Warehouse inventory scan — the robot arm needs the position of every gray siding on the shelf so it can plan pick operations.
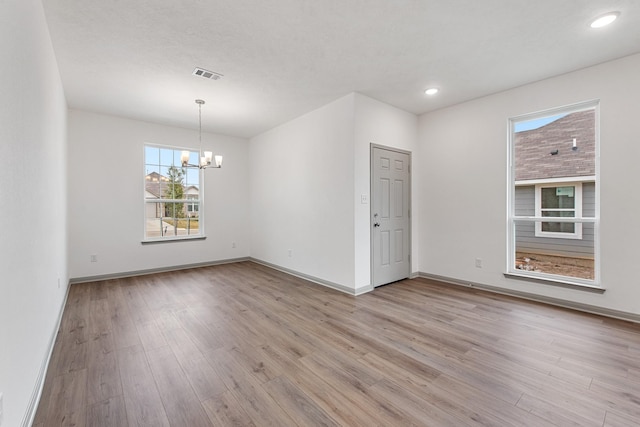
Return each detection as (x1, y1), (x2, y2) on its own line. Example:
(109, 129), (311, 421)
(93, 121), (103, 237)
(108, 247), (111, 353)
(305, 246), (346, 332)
(515, 185), (535, 216)
(583, 182), (595, 217)
(514, 183), (595, 258)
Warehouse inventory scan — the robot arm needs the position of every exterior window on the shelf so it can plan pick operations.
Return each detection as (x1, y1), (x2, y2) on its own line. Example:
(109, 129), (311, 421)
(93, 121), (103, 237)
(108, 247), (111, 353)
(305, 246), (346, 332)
(186, 194), (199, 216)
(144, 145), (202, 241)
(508, 101), (599, 286)
(535, 183), (582, 239)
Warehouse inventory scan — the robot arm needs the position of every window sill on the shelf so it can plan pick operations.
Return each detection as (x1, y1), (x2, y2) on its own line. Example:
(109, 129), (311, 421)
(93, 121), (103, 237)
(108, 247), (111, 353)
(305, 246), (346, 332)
(504, 272), (605, 293)
(141, 236), (206, 245)
(533, 232), (583, 240)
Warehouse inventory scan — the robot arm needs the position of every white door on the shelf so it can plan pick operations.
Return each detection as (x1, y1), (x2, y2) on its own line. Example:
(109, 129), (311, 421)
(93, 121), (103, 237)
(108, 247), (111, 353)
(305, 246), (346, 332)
(371, 146), (411, 287)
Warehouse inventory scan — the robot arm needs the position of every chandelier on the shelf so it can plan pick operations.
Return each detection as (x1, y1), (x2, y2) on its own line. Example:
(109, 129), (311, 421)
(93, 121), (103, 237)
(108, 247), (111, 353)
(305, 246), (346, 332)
(181, 99), (222, 169)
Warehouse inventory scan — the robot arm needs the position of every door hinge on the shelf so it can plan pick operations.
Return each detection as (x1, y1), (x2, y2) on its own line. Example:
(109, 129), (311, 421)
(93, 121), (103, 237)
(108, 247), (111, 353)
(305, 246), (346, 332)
(408, 254), (411, 263)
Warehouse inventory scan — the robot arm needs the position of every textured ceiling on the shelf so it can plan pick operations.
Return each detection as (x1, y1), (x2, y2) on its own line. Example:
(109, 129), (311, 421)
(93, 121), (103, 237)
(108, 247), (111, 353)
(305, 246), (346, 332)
(42, 0), (640, 138)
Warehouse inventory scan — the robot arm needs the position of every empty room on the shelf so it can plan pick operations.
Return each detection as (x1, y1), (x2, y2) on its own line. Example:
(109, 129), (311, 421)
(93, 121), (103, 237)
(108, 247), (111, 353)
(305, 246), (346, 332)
(3, 0), (640, 426)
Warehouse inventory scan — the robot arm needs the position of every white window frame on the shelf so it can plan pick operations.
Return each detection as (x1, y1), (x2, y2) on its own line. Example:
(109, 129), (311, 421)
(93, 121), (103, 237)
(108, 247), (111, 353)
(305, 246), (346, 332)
(507, 100), (600, 288)
(143, 144), (205, 243)
(534, 182), (582, 239)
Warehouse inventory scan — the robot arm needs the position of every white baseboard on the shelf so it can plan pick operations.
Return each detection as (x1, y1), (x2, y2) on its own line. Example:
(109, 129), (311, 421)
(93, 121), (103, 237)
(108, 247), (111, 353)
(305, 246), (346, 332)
(22, 281), (72, 427)
(70, 256), (368, 296)
(69, 257), (251, 284)
(249, 258), (369, 296)
(418, 271), (640, 324)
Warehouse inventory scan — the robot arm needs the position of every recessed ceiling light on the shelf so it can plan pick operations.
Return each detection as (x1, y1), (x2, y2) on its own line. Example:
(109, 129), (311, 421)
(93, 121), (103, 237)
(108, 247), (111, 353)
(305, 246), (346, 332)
(590, 12), (620, 28)
(424, 88), (439, 96)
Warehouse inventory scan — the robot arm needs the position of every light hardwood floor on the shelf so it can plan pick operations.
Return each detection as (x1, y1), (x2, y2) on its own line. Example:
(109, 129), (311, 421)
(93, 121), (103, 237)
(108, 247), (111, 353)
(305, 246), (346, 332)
(33, 261), (640, 426)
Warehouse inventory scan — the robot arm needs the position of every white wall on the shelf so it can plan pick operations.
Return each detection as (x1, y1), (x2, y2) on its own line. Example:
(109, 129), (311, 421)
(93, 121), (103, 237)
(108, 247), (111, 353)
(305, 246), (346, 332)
(0, 1), (68, 426)
(418, 53), (640, 315)
(67, 110), (250, 279)
(249, 94), (357, 290)
(249, 93), (418, 293)
(353, 94), (418, 290)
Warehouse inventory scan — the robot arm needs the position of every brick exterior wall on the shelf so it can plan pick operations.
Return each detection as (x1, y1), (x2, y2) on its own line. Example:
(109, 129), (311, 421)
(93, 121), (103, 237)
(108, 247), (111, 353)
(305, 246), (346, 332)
(515, 110), (595, 181)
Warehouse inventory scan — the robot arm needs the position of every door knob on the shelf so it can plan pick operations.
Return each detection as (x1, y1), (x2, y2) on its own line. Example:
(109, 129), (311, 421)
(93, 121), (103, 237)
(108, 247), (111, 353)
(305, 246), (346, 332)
(374, 222), (380, 227)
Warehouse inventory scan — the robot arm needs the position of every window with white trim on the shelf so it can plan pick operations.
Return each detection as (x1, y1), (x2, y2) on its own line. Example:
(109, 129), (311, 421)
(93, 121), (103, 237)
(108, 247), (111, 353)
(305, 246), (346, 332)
(535, 183), (582, 239)
(508, 101), (599, 286)
(144, 145), (203, 241)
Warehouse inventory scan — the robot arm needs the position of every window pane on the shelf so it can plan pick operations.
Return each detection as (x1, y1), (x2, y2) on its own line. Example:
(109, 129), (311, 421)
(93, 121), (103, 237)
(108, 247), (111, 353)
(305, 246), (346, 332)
(541, 211), (575, 218)
(162, 216), (199, 236)
(184, 185), (199, 199)
(514, 221), (594, 280)
(541, 187), (575, 209)
(166, 201), (185, 218)
(541, 210), (575, 232)
(185, 217), (199, 233)
(159, 148), (174, 166)
(145, 164), (160, 176)
(157, 181), (168, 198)
(185, 168), (199, 186)
(145, 146), (159, 164)
(185, 151), (198, 166)
(144, 202), (165, 238)
(159, 165), (171, 178)
(541, 221), (575, 233)
(173, 150), (184, 166)
(514, 110), (595, 181)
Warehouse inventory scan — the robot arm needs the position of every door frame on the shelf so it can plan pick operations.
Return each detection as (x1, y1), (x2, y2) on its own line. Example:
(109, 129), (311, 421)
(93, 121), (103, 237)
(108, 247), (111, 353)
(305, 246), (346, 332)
(370, 143), (412, 287)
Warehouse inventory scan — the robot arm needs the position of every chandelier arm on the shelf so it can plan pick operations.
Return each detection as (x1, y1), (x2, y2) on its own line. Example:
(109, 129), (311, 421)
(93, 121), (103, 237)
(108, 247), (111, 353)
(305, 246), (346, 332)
(181, 99), (222, 169)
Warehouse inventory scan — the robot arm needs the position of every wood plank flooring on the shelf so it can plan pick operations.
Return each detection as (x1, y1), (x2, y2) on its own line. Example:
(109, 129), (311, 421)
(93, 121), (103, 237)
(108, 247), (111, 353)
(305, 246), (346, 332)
(33, 261), (640, 426)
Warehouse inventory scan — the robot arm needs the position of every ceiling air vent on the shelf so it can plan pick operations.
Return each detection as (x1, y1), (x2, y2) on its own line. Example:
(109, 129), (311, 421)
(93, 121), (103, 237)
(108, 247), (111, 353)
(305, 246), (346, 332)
(192, 67), (223, 80)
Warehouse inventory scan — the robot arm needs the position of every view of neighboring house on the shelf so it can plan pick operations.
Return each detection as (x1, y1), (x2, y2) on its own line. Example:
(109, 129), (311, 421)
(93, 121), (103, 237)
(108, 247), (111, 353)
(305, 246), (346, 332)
(144, 171), (199, 219)
(514, 110), (596, 278)
(144, 171), (169, 218)
(185, 185), (200, 218)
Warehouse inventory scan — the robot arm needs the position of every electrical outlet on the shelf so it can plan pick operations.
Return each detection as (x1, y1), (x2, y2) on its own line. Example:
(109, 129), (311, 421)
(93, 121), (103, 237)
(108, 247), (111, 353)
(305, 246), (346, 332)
(475, 258), (482, 268)
(232, 242), (236, 248)
(90, 254), (98, 262)
(288, 249), (293, 258)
